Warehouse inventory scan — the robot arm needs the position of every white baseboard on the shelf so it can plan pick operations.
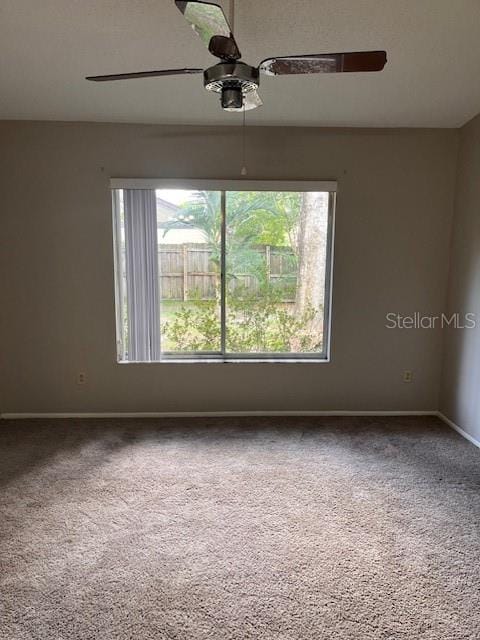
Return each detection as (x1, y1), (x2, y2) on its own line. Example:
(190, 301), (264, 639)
(0, 410), (437, 420)
(436, 411), (480, 449)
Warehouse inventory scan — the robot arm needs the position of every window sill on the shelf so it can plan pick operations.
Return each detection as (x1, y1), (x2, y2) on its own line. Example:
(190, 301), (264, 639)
(117, 357), (330, 364)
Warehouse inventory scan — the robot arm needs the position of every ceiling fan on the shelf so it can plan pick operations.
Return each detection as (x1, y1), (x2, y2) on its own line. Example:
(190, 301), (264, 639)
(86, 0), (387, 112)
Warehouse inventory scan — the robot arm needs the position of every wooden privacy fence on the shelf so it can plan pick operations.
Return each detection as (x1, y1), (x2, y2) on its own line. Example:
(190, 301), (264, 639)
(159, 243), (297, 301)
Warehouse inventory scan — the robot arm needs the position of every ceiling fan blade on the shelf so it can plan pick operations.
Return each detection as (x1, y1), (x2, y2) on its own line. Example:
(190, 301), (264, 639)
(259, 51), (387, 76)
(86, 68), (203, 82)
(175, 0), (241, 60)
(244, 88), (263, 111)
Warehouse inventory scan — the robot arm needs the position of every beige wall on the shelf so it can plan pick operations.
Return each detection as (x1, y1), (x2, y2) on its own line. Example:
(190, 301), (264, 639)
(440, 113), (480, 441)
(0, 121), (457, 414)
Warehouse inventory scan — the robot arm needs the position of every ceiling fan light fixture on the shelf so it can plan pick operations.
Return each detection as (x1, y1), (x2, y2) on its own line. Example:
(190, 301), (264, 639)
(221, 86), (243, 110)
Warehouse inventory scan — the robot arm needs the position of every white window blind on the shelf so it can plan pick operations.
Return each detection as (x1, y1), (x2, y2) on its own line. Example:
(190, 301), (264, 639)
(122, 189), (161, 361)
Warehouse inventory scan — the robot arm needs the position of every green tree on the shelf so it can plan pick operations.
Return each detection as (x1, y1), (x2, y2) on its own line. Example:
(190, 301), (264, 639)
(163, 190), (301, 285)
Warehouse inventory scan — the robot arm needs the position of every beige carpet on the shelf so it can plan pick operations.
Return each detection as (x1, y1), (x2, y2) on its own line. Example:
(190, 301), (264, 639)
(1, 416), (479, 639)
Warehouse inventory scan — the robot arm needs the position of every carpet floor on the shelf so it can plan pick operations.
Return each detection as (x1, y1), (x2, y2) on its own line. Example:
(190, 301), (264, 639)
(1, 416), (479, 639)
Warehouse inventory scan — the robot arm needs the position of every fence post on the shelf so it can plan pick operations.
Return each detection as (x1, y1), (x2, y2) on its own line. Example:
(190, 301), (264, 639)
(183, 244), (188, 301)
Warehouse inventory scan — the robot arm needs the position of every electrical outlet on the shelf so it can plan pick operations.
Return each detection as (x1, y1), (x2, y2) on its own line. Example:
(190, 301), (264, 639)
(403, 370), (413, 383)
(77, 372), (87, 385)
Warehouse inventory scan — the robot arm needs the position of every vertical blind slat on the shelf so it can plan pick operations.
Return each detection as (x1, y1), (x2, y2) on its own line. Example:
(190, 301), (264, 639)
(124, 190), (160, 361)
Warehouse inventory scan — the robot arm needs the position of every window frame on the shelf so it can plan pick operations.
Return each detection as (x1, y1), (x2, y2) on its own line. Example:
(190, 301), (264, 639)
(111, 179), (336, 363)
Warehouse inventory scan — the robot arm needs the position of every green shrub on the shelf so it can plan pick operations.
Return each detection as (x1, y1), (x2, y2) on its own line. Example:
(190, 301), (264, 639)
(164, 287), (321, 353)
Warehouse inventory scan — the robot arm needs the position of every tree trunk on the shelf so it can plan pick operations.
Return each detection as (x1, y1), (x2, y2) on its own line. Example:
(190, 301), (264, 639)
(294, 192), (329, 347)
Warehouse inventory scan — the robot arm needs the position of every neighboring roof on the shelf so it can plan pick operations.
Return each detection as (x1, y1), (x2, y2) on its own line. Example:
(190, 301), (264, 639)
(158, 227), (206, 245)
(156, 197), (179, 224)
(156, 197), (179, 213)
(159, 220), (194, 230)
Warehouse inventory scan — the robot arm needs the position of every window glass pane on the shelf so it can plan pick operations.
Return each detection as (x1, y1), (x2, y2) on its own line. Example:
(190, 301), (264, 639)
(225, 191), (330, 354)
(157, 189), (222, 354)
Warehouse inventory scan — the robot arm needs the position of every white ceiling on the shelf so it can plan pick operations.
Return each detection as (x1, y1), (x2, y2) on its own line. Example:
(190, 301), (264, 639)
(1, 0), (480, 128)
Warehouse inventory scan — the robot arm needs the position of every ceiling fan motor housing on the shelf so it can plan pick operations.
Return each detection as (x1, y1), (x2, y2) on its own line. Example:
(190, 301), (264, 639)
(204, 62), (259, 111)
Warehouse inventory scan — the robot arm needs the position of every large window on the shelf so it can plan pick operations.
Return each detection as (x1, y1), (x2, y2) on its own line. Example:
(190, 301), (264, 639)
(112, 180), (335, 362)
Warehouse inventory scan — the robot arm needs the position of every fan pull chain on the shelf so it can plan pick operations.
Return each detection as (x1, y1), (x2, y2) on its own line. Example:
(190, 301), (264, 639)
(241, 105), (247, 176)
